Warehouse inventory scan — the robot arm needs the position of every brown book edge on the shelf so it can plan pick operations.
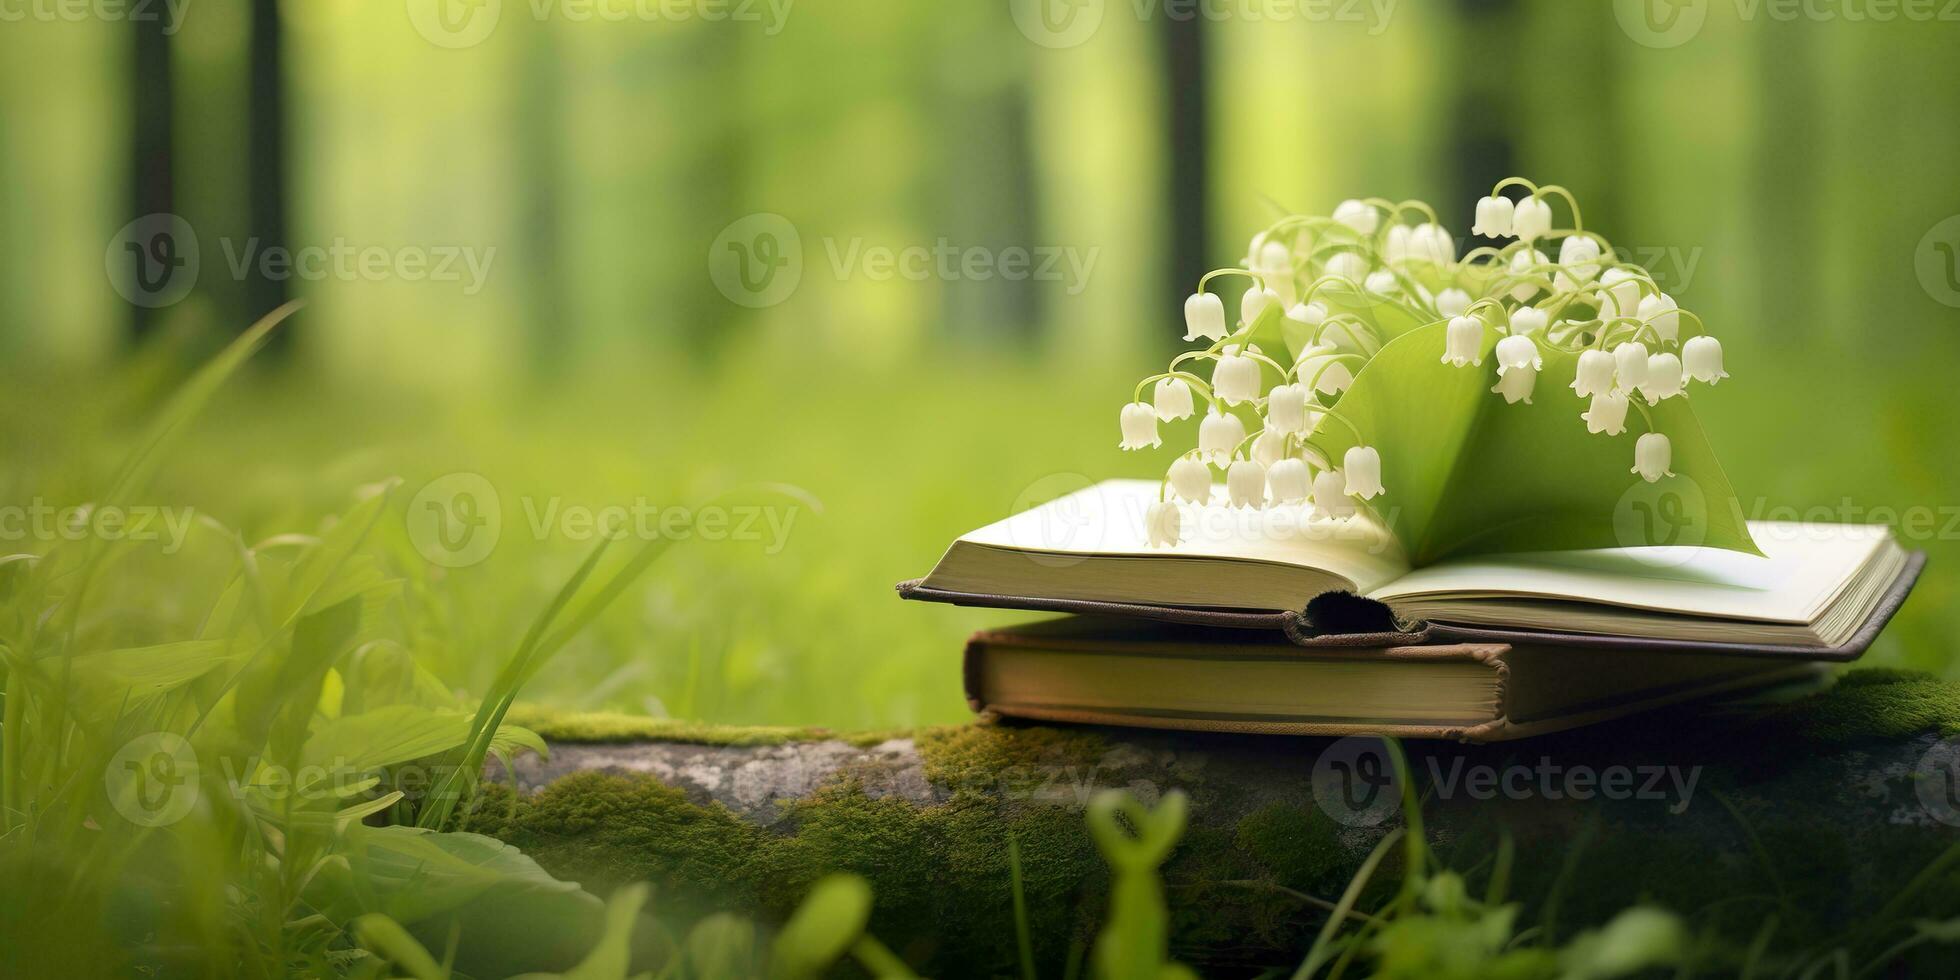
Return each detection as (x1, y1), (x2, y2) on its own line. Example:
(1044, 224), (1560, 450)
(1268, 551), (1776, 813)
(961, 631), (1821, 743)
(910, 548), (1925, 662)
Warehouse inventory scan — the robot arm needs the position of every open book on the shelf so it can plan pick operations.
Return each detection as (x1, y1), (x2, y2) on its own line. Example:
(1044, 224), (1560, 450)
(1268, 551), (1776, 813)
(904, 480), (1922, 657)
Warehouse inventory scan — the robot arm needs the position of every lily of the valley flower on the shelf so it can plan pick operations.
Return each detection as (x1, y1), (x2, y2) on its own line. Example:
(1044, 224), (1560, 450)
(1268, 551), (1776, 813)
(1241, 284), (1281, 326)
(1364, 271), (1398, 295)
(1442, 315), (1484, 367)
(1473, 195), (1515, 238)
(1495, 334), (1542, 375)
(1296, 346), (1355, 396)
(1512, 196), (1554, 241)
(1212, 349), (1261, 405)
(1253, 239), (1291, 280)
(1324, 251), (1369, 284)
(1384, 224), (1411, 265)
(1145, 500), (1182, 547)
(1683, 336), (1728, 384)
(1312, 469), (1357, 521)
(1285, 301), (1327, 327)
(1491, 365), (1537, 404)
(1509, 305), (1549, 336)
(1613, 341), (1649, 391)
(1168, 456), (1212, 503)
(1572, 348), (1617, 398)
(1333, 199), (1379, 235)
(1632, 432), (1674, 483)
(1344, 446), (1385, 499)
(1198, 409), (1246, 464)
(1153, 377), (1195, 421)
(1266, 383), (1309, 433)
(1583, 389), (1630, 435)
(1227, 459), (1267, 508)
(1267, 458), (1312, 503)
(1436, 288), (1472, 317)
(1640, 352), (1685, 401)
(1119, 402), (1160, 449)
(1556, 235), (1602, 289)
(1408, 223), (1456, 265)
(1251, 429), (1287, 468)
(1507, 247), (1549, 302)
(1184, 292), (1227, 342)
(1596, 268), (1646, 321)
(1638, 292), (1681, 343)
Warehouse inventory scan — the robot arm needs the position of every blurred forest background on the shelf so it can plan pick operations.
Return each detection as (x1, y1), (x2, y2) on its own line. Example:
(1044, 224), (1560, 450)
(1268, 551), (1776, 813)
(2, 0), (1958, 728)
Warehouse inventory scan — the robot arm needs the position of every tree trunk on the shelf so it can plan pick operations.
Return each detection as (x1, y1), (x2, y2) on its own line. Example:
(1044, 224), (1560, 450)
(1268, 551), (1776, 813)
(472, 671), (1960, 977)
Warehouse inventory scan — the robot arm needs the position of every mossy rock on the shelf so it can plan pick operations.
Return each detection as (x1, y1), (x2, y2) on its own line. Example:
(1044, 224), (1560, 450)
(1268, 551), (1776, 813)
(465, 669), (1960, 975)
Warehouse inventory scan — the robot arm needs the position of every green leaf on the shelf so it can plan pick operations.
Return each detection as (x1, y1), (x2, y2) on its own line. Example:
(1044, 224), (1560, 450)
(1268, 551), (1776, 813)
(509, 883), (653, 980)
(351, 913), (449, 980)
(770, 874), (874, 980)
(1306, 319), (1759, 564)
(686, 914), (759, 980)
(1555, 906), (1686, 980)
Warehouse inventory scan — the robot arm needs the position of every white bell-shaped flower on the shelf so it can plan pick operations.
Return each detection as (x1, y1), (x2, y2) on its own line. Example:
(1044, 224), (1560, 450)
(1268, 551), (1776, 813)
(1632, 432), (1674, 483)
(1227, 459), (1267, 508)
(1640, 352), (1685, 402)
(1285, 301), (1327, 327)
(1212, 350), (1261, 406)
(1436, 288), (1472, 317)
(1495, 334), (1542, 375)
(1242, 231), (1268, 269)
(1507, 247), (1549, 302)
(1556, 235), (1602, 289)
(1596, 268), (1646, 322)
(1323, 251), (1368, 284)
(1364, 270), (1398, 295)
(1638, 292), (1681, 344)
(1119, 402), (1160, 450)
(1442, 315), (1484, 367)
(1311, 469), (1357, 521)
(1153, 377), (1195, 421)
(1168, 456), (1212, 503)
(1409, 223), (1456, 265)
(1145, 499), (1182, 547)
(1613, 341), (1649, 391)
(1266, 383), (1309, 433)
(1254, 239), (1291, 280)
(1384, 224), (1411, 265)
(1333, 199), (1379, 236)
(1512, 197), (1554, 242)
(1251, 429), (1287, 468)
(1241, 284), (1280, 326)
(1583, 389), (1630, 435)
(1267, 458), (1312, 504)
(1491, 364), (1537, 404)
(1343, 445), (1385, 499)
(1572, 348), (1616, 398)
(1473, 195), (1516, 238)
(1296, 346), (1355, 396)
(1198, 409), (1246, 464)
(1683, 336), (1728, 384)
(1508, 305), (1548, 336)
(1183, 292), (1227, 342)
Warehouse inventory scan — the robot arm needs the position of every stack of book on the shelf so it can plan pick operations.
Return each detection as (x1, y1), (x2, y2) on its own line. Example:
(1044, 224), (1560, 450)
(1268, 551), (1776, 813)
(901, 480), (1923, 742)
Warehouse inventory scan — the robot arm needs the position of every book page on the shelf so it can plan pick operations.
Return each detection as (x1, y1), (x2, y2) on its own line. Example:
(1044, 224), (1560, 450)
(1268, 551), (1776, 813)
(958, 479), (1411, 594)
(1367, 522), (1890, 624)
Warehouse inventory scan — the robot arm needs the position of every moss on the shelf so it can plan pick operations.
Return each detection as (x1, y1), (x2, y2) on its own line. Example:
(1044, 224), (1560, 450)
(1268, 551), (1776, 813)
(914, 719), (1110, 791)
(1751, 669), (1960, 744)
(1233, 804), (1346, 893)
(503, 703), (905, 747)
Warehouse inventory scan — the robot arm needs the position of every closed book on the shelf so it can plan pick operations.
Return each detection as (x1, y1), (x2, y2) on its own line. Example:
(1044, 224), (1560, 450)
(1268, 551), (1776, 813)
(962, 618), (1826, 742)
